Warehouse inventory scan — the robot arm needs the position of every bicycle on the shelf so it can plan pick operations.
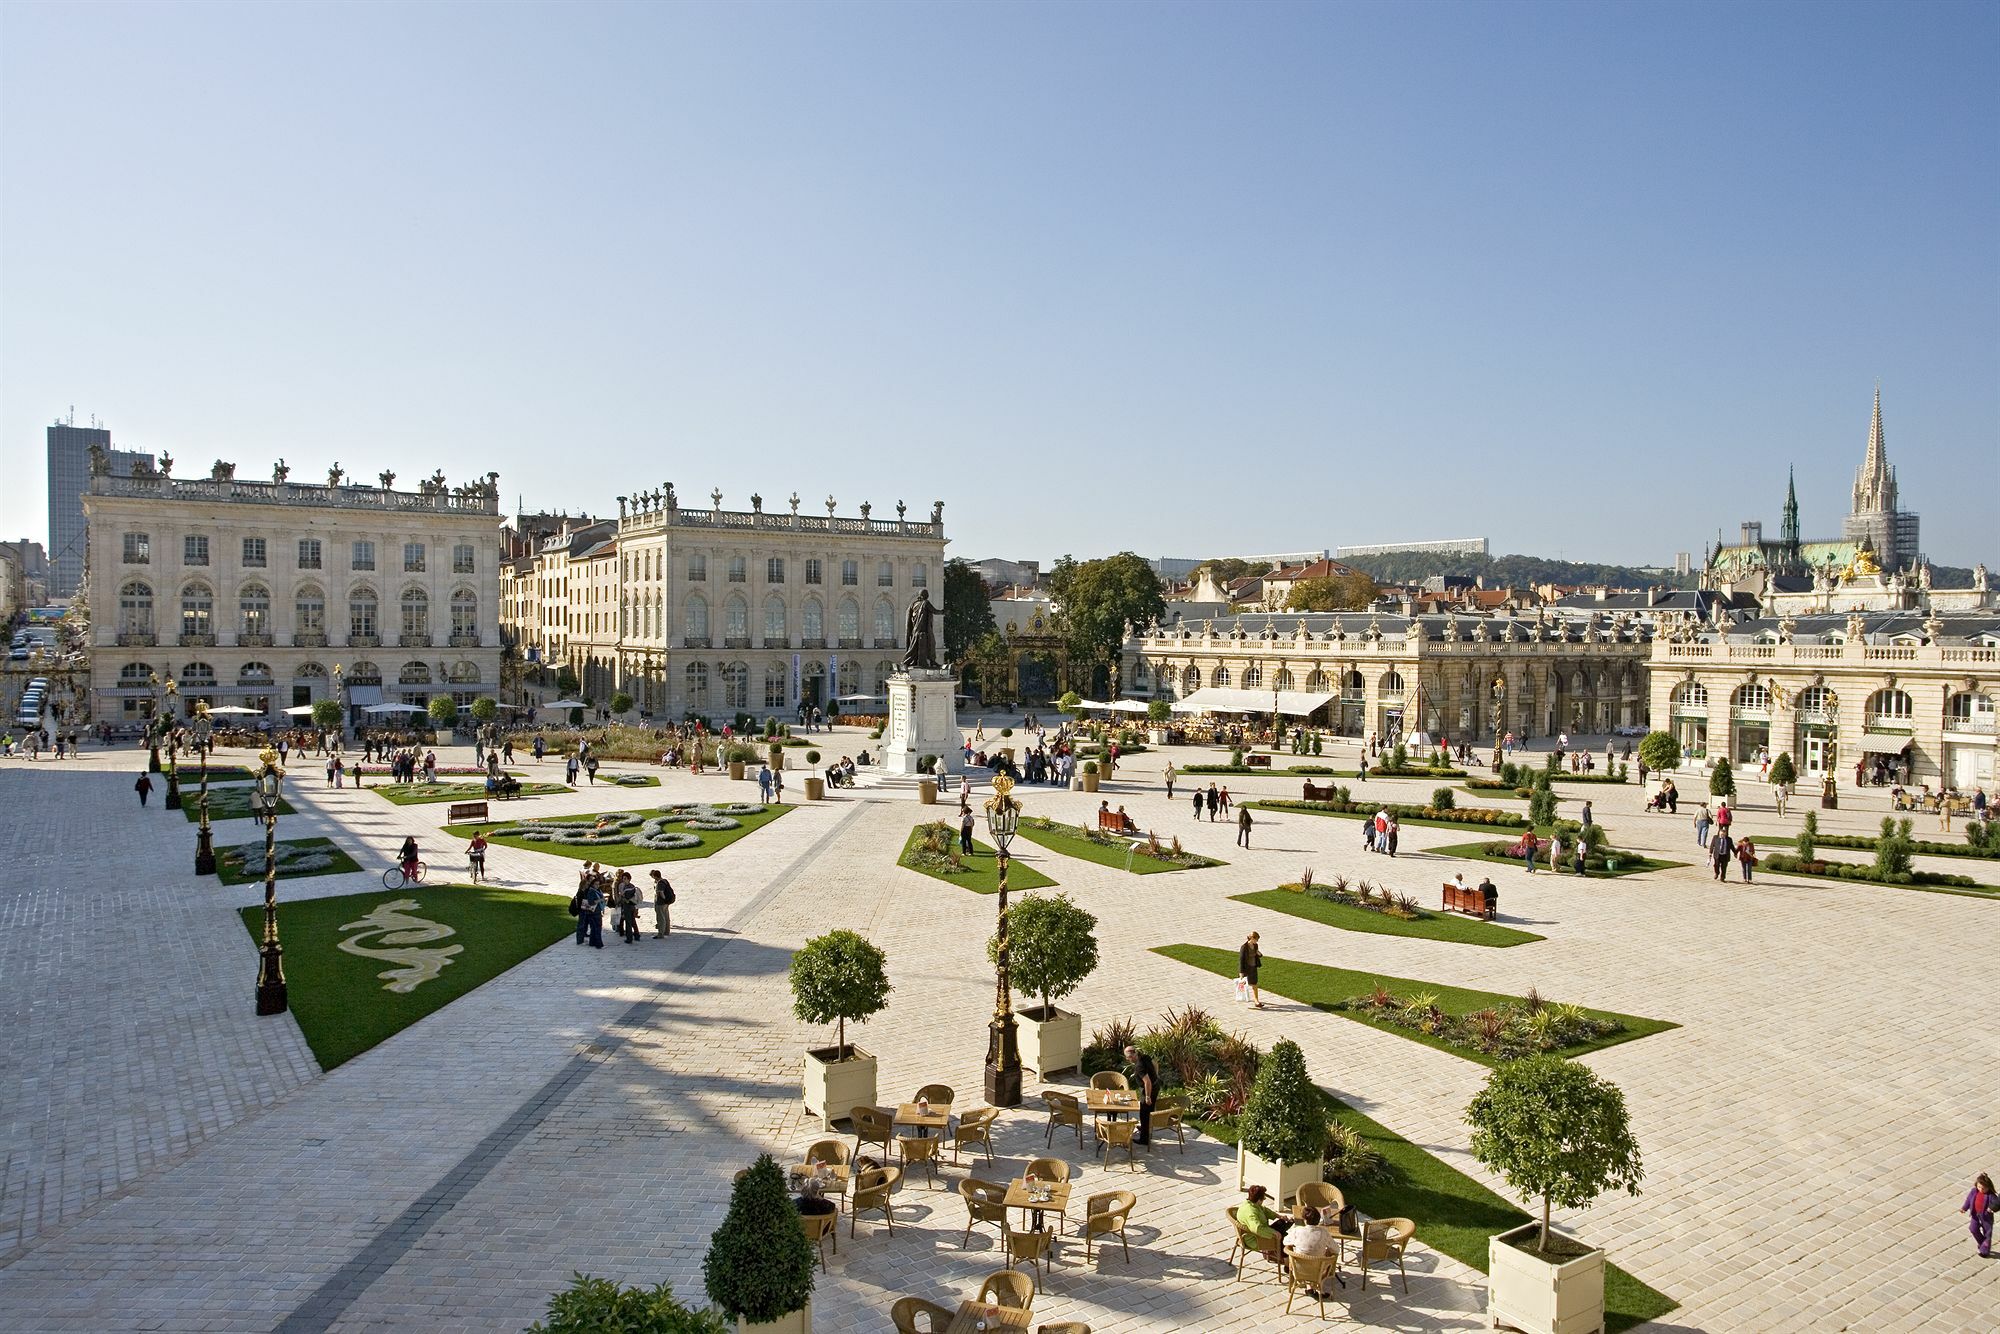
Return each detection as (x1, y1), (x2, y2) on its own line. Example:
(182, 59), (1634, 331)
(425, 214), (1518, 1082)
(383, 860), (428, 889)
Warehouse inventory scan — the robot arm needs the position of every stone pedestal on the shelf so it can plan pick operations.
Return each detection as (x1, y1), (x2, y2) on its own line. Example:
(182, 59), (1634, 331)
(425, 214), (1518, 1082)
(882, 669), (964, 775)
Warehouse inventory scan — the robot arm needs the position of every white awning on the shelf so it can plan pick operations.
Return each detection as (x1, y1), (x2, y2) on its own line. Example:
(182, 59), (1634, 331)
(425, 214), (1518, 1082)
(1171, 688), (1335, 717)
(1858, 733), (1913, 754)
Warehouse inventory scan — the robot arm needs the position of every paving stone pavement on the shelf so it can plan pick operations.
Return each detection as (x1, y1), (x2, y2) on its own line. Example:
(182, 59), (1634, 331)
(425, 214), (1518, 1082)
(0, 733), (1997, 1333)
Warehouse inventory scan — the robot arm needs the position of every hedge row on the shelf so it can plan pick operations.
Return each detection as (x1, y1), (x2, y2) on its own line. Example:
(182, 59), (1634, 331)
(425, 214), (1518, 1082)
(1761, 853), (1984, 889)
(1812, 833), (1999, 861)
(1257, 798), (1528, 829)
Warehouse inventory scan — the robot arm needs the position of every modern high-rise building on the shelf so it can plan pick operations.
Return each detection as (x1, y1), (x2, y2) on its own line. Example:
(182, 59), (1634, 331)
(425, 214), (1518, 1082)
(45, 421), (153, 599)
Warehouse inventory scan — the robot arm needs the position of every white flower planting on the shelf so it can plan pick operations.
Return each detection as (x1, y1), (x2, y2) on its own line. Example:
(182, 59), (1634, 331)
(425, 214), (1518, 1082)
(490, 802), (766, 850)
(225, 841), (338, 875)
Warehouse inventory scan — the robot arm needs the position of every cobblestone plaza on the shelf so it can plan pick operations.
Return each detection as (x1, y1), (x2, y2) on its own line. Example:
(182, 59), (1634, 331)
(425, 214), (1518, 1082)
(1, 732), (1996, 1332)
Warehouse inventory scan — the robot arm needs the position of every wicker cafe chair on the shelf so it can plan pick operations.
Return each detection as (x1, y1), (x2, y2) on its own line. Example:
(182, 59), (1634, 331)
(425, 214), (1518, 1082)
(1094, 1116), (1139, 1170)
(1081, 1190), (1135, 1263)
(851, 1105), (895, 1160)
(1285, 1251), (1341, 1318)
(889, 1295), (955, 1333)
(1024, 1156), (1072, 1183)
(1358, 1216), (1416, 1292)
(798, 1207), (837, 1270)
(896, 1132), (942, 1188)
(849, 1164), (904, 1236)
(913, 1083), (956, 1106)
(977, 1267), (1037, 1311)
(1037, 1324), (1093, 1334)
(1149, 1095), (1188, 1151)
(1041, 1091), (1085, 1149)
(1089, 1070), (1129, 1091)
(1003, 1221), (1056, 1291)
(950, 1106), (999, 1163)
(1225, 1207), (1278, 1279)
(959, 1178), (1010, 1249)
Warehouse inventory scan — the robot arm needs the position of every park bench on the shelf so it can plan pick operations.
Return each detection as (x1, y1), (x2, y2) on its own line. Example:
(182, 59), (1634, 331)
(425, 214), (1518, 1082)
(1302, 781), (1342, 802)
(446, 801), (490, 825)
(1097, 808), (1142, 835)
(1245, 753), (1272, 768)
(1441, 881), (1497, 920)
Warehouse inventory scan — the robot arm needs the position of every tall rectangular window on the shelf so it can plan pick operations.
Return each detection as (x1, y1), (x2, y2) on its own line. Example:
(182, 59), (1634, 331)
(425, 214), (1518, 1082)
(687, 554), (707, 582)
(453, 543), (475, 574)
(351, 540), (375, 571)
(241, 537), (267, 568)
(766, 556), (785, 583)
(403, 542), (426, 572)
(727, 556), (747, 583)
(123, 532), (150, 564)
(877, 559), (894, 586)
(911, 564), (927, 588)
(841, 560), (858, 586)
(805, 558), (822, 585)
(183, 535), (210, 566)
(298, 538), (323, 570)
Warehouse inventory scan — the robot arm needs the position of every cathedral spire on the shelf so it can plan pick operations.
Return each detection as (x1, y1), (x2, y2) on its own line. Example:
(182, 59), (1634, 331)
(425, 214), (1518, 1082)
(1852, 385), (1896, 515)
(1781, 465), (1800, 550)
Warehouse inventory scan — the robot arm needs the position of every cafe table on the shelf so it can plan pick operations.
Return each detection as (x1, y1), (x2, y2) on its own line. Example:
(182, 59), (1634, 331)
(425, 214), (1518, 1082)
(785, 1161), (850, 1195)
(1086, 1087), (1141, 1117)
(894, 1102), (952, 1138)
(1003, 1176), (1072, 1233)
(944, 1298), (1033, 1332)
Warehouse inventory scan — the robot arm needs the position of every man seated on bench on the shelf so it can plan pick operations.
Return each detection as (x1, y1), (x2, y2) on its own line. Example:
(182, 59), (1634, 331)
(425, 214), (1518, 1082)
(484, 771), (522, 799)
(1478, 874), (1498, 918)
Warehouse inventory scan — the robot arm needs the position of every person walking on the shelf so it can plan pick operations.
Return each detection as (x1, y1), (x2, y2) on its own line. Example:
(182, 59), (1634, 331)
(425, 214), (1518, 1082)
(1716, 800), (1732, 837)
(615, 872), (641, 943)
(1773, 780), (1789, 817)
(1218, 786), (1232, 815)
(1695, 805), (1712, 849)
(1238, 932), (1264, 1009)
(757, 763), (773, 802)
(1735, 836), (1757, 883)
(1124, 1042), (1160, 1147)
(772, 769), (784, 804)
(576, 872), (605, 948)
(1386, 816), (1400, 858)
(467, 832), (488, 884)
(1236, 805), (1253, 848)
(585, 753), (600, 785)
(1164, 762), (1176, 800)
(649, 870), (675, 938)
(1579, 800), (1593, 829)
(1709, 829), (1734, 881)
(1963, 1172), (1996, 1258)
(1192, 788), (1203, 821)
(1205, 784), (1220, 822)
(134, 773), (153, 807)
(565, 753), (579, 786)
(960, 807), (976, 857)
(1521, 830), (1539, 873)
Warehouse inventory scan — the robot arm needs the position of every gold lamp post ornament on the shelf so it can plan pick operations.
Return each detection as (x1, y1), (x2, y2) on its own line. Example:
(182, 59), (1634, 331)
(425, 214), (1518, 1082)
(192, 701), (216, 875)
(161, 678), (183, 809)
(1491, 674), (1507, 772)
(250, 746), (289, 1016)
(982, 774), (1024, 1107)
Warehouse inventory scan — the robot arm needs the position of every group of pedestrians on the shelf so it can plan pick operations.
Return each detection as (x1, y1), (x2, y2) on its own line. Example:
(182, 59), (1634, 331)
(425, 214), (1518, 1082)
(568, 863), (677, 947)
(1191, 782), (1232, 821)
(1694, 802), (1758, 882)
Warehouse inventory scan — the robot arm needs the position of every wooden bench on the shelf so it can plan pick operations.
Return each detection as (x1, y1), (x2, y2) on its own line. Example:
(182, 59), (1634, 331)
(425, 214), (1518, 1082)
(1302, 781), (1342, 802)
(1245, 753), (1272, 768)
(1097, 809), (1142, 836)
(446, 801), (490, 824)
(1442, 881), (1497, 919)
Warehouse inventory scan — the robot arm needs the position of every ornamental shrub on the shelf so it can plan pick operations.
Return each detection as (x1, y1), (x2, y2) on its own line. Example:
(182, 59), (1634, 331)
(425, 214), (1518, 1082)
(789, 930), (890, 1058)
(1238, 1038), (1326, 1166)
(1873, 816), (1915, 880)
(1000, 726), (1014, 737)
(1082, 759), (1099, 775)
(1796, 810), (1818, 861)
(468, 697), (498, 724)
(805, 750), (821, 767)
(310, 698), (343, 731)
(427, 694), (458, 729)
(990, 893), (1099, 1017)
(1230, 748), (1245, 766)
(1769, 751), (1796, 788)
(1709, 758), (1736, 798)
(1637, 730), (1681, 774)
(528, 1274), (725, 1334)
(1528, 774), (1558, 827)
(610, 692), (634, 716)
(1466, 1054), (1643, 1252)
(703, 1154), (814, 1325)
(1389, 743), (1408, 771)
(1148, 699), (1172, 723)
(1431, 787), (1457, 810)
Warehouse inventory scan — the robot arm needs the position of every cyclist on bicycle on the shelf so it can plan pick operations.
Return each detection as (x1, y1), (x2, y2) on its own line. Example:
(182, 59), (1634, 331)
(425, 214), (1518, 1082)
(398, 836), (420, 883)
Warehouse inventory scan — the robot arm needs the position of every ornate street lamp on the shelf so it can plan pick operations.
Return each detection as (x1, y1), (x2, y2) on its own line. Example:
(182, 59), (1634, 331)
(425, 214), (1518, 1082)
(982, 775), (1025, 1107)
(192, 702), (216, 874)
(146, 672), (164, 772)
(162, 678), (183, 809)
(1491, 675), (1507, 772)
(249, 748), (289, 1016)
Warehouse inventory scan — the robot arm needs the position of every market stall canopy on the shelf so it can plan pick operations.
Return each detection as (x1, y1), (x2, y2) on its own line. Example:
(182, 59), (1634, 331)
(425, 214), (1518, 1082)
(1107, 699), (1153, 714)
(201, 705), (263, 716)
(1170, 688), (1335, 717)
(282, 705), (317, 717)
(1857, 733), (1913, 754)
(363, 702), (429, 715)
(543, 699), (589, 709)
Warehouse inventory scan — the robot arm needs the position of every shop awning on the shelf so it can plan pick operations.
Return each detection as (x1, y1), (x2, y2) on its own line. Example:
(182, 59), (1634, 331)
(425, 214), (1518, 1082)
(1858, 733), (1913, 754)
(1170, 688), (1335, 717)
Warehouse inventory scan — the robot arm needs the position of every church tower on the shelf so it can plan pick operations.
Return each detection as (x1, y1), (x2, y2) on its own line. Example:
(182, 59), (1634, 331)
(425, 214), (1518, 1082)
(1781, 465), (1801, 554)
(1842, 386), (1919, 571)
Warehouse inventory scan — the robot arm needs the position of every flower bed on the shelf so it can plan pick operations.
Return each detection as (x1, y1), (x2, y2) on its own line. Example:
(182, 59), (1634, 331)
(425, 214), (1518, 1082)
(447, 802), (790, 864)
(1015, 817), (1222, 873)
(180, 786), (298, 822)
(1347, 984), (1622, 1060)
(1251, 798), (1527, 829)
(1178, 763), (1350, 776)
(214, 836), (363, 886)
(373, 780), (571, 806)
(897, 822), (1058, 893)
(1236, 878), (1543, 946)
(1366, 764), (1471, 779)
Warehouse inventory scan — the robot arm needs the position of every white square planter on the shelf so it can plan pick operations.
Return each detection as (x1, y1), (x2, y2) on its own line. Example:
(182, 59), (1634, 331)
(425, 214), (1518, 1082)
(1236, 1143), (1321, 1208)
(1016, 1006), (1081, 1078)
(803, 1046), (877, 1131)
(1487, 1222), (1606, 1334)
(739, 1299), (810, 1334)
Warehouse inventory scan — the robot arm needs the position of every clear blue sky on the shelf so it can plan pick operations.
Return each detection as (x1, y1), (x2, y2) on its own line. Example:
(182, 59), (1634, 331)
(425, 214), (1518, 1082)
(3, 0), (1994, 569)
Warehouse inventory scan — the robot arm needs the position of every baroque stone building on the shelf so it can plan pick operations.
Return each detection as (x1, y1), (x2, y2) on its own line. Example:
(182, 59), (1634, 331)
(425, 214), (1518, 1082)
(80, 460), (502, 724)
(499, 488), (947, 721)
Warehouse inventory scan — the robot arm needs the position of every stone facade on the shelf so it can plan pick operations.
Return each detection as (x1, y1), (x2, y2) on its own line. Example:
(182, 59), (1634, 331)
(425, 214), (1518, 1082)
(80, 467), (502, 725)
(1649, 608), (1999, 789)
(500, 489), (947, 721)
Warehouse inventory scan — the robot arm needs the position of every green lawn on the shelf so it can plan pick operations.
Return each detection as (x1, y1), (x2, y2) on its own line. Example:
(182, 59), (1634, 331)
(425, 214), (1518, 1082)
(1154, 944), (1676, 1066)
(173, 762), (258, 783)
(442, 802), (792, 865)
(896, 825), (1058, 894)
(1194, 1095), (1675, 1332)
(1014, 818), (1225, 874)
(1232, 888), (1543, 946)
(372, 779), (572, 805)
(214, 836), (364, 887)
(239, 884), (572, 1070)
(180, 786), (298, 821)
(1427, 841), (1689, 879)
(1246, 800), (1527, 834)
(593, 773), (663, 789)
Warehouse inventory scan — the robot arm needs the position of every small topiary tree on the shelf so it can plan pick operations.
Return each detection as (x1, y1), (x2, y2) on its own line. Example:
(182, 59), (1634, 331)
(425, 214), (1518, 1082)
(554, 665), (580, 697)
(1431, 787), (1457, 810)
(1239, 1038), (1326, 1166)
(1389, 743), (1408, 771)
(1873, 816), (1916, 880)
(989, 892), (1100, 1019)
(528, 1274), (726, 1334)
(1000, 726), (1013, 738)
(1147, 699), (1172, 724)
(1465, 1054), (1644, 1253)
(427, 694), (458, 730)
(703, 1153), (814, 1327)
(1058, 690), (1083, 718)
(310, 698), (343, 732)
(610, 692), (634, 717)
(1081, 759), (1099, 775)
(1769, 751), (1796, 788)
(1544, 747), (1562, 773)
(1708, 757), (1736, 799)
(1796, 810), (1819, 861)
(789, 930), (890, 1060)
(1528, 772), (1558, 826)
(1637, 730), (1680, 774)
(468, 696), (498, 724)
(805, 749), (821, 771)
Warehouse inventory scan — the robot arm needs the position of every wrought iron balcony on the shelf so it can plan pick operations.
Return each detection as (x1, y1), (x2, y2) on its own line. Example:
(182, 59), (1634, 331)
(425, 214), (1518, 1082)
(447, 632), (481, 647)
(115, 630), (157, 647)
(872, 637), (899, 649)
(683, 636), (710, 649)
(293, 632), (329, 648)
(399, 633), (434, 648)
(838, 637), (862, 649)
(724, 636), (752, 650)
(238, 632), (274, 648)
(178, 632), (217, 648)
(799, 638), (826, 650)
(763, 637), (790, 650)
(348, 633), (382, 648)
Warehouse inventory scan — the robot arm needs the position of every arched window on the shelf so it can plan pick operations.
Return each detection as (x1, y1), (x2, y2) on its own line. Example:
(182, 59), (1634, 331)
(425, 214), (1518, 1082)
(1867, 688), (1913, 725)
(448, 661), (480, 684)
(119, 579), (154, 635)
(1948, 692), (1994, 729)
(764, 662), (788, 708)
(399, 662), (432, 685)
(684, 662), (710, 709)
(1733, 682), (1771, 712)
(180, 662), (217, 687)
(838, 660), (859, 695)
(1275, 668), (1294, 690)
(1305, 668), (1329, 692)
(400, 586), (429, 640)
(1182, 664), (1201, 694)
(1674, 682), (1709, 708)
(238, 583), (271, 638)
(295, 584), (325, 636)
(1797, 685), (1833, 717)
(349, 587), (379, 640)
(721, 661), (749, 710)
(874, 598), (895, 645)
(346, 660), (382, 686)
(119, 663), (150, 686)
(238, 661), (274, 685)
(295, 662), (327, 681)
(1242, 664), (1263, 687)
(1379, 671), (1405, 701)
(179, 581), (214, 639)
(838, 598), (860, 644)
(764, 595), (787, 643)
(684, 594), (709, 643)
(1341, 670), (1365, 698)
(724, 594), (749, 643)
(1213, 666), (1231, 687)
(450, 588), (477, 639)
(802, 598), (824, 642)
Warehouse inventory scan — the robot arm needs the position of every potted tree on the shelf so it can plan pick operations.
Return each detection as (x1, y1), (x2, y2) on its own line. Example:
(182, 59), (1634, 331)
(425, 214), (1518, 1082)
(802, 750), (824, 801)
(790, 929), (890, 1130)
(990, 893), (1098, 1077)
(1466, 1054), (1644, 1334)
(1708, 756), (1736, 801)
(1768, 751), (1796, 806)
(704, 1154), (815, 1333)
(1147, 698), (1172, 746)
(427, 693), (458, 740)
(1079, 759), (1100, 793)
(1235, 1038), (1325, 1205)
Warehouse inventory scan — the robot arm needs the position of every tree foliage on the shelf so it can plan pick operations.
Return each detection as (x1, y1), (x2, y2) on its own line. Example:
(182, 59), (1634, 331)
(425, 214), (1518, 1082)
(789, 929), (891, 1056)
(427, 694), (458, 728)
(1238, 1038), (1326, 1165)
(1465, 1054), (1644, 1251)
(1636, 730), (1680, 774)
(1284, 573), (1380, 611)
(989, 893), (1099, 1015)
(610, 692), (635, 716)
(943, 559), (997, 664)
(1768, 751), (1796, 787)
(1193, 557), (1265, 585)
(528, 1273), (726, 1334)
(310, 698), (344, 731)
(703, 1154), (814, 1322)
(1047, 552), (1165, 672)
(554, 665), (581, 696)
(1708, 758), (1735, 798)
(1338, 549), (1694, 591)
(468, 697), (498, 724)
(1795, 810), (1819, 861)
